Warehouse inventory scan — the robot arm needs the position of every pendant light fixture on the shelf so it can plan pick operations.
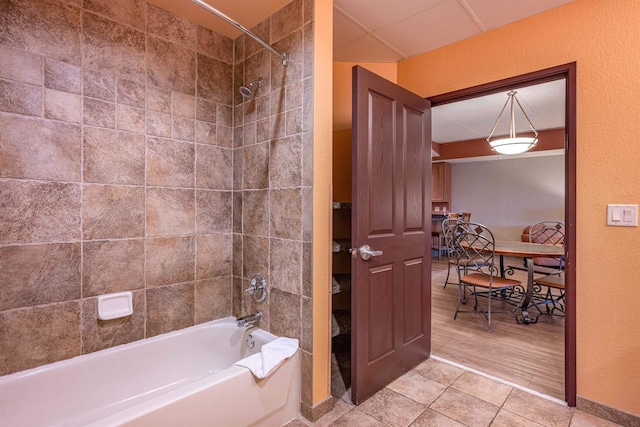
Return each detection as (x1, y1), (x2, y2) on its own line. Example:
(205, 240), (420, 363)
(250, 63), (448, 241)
(486, 90), (538, 155)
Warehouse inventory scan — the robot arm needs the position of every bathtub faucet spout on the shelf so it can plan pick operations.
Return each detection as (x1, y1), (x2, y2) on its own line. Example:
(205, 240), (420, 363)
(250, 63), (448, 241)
(236, 311), (262, 328)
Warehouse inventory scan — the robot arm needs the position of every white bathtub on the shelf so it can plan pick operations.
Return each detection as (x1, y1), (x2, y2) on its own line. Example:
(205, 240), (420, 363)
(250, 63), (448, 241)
(0, 317), (301, 427)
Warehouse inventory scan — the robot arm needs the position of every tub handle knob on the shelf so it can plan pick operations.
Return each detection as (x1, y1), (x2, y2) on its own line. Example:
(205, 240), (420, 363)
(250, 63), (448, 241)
(245, 274), (267, 303)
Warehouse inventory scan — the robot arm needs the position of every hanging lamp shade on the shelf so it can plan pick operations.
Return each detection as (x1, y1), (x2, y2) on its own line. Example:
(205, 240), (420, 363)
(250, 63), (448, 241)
(486, 90), (538, 155)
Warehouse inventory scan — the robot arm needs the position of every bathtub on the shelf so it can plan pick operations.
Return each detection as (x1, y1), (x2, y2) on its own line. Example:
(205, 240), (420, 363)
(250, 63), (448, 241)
(0, 317), (301, 427)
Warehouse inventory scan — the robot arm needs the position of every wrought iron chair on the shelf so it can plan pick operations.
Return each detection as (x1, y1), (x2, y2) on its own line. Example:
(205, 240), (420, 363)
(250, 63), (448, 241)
(442, 216), (462, 289)
(528, 221), (565, 270)
(432, 213), (459, 260)
(528, 221), (566, 314)
(453, 222), (521, 332)
(533, 273), (565, 315)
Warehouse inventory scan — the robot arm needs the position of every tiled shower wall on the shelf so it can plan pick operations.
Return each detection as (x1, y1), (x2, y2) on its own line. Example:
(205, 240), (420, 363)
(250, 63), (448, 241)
(0, 0), (314, 407)
(231, 0), (316, 409)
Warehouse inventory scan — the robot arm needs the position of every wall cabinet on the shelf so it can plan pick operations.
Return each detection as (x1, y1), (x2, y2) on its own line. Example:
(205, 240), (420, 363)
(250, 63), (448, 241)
(432, 162), (452, 212)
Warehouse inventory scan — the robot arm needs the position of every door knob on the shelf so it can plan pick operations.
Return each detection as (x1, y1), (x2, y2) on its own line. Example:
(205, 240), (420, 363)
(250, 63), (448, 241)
(358, 245), (383, 260)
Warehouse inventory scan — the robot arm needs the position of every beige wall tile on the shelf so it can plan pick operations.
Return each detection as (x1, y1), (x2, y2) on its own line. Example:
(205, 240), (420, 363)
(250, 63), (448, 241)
(84, 127), (145, 185)
(218, 125), (233, 148)
(0, 243), (81, 311)
(196, 233), (232, 279)
(81, 290), (145, 354)
(196, 145), (232, 189)
(270, 188), (302, 240)
(146, 282), (194, 337)
(0, 114), (81, 181)
(270, 135), (302, 188)
(147, 86), (171, 113)
(197, 27), (233, 64)
(243, 143), (269, 189)
(245, 20), (270, 60)
(83, 239), (144, 297)
(0, 79), (42, 117)
(270, 238), (301, 294)
(147, 36), (196, 95)
(83, 98), (115, 128)
(146, 137), (195, 188)
(45, 89), (82, 123)
(147, 4), (196, 48)
(195, 121), (217, 145)
(116, 104), (145, 134)
(83, 12), (145, 82)
(196, 190), (232, 234)
(301, 296), (312, 353)
(242, 190), (269, 236)
(233, 234), (243, 277)
(146, 110), (171, 137)
(146, 236), (195, 287)
(286, 108), (303, 136)
(83, 184), (145, 239)
(171, 116), (195, 142)
(117, 78), (145, 108)
(242, 235), (269, 279)
(195, 276), (232, 323)
(271, 30), (303, 90)
(0, 0), (81, 65)
(272, 0), (303, 43)
(0, 181), (81, 244)
(196, 98), (216, 123)
(233, 191), (243, 233)
(0, 46), (42, 85)
(172, 92), (196, 118)
(269, 288), (301, 340)
(83, 69), (115, 101)
(0, 301), (81, 375)
(302, 130), (314, 186)
(146, 188), (195, 236)
(302, 242), (312, 297)
(44, 59), (81, 94)
(196, 54), (233, 104)
(244, 121), (257, 146)
(303, 23), (313, 80)
(84, 0), (146, 31)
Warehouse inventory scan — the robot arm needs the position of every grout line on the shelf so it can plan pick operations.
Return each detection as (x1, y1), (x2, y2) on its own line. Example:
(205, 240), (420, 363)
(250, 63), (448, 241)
(430, 354), (568, 406)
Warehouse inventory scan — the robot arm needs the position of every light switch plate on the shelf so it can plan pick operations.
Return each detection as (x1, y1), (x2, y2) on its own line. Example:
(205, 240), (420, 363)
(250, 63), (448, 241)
(607, 204), (638, 227)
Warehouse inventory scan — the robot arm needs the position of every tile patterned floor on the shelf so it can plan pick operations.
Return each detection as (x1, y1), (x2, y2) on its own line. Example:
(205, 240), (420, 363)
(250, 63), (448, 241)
(284, 359), (621, 427)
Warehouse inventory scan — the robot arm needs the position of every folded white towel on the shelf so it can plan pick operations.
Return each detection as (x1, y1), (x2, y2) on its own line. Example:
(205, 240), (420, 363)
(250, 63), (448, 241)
(233, 337), (299, 379)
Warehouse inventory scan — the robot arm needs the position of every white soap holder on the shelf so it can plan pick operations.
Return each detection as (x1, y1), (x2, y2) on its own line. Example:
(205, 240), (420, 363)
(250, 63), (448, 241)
(97, 291), (133, 320)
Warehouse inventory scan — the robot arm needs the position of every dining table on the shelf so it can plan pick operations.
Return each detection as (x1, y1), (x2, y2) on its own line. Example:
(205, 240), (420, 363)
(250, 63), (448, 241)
(493, 241), (564, 324)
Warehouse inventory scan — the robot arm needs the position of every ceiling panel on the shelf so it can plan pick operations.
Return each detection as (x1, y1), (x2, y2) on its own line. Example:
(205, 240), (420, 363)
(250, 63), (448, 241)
(376, 0), (481, 58)
(333, 9), (368, 48)
(334, 34), (405, 62)
(465, 0), (574, 31)
(334, 0), (446, 31)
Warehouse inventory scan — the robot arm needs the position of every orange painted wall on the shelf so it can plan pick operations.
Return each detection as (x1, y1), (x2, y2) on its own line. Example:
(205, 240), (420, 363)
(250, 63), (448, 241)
(398, 0), (640, 415)
(312, 0), (333, 404)
(332, 62), (397, 202)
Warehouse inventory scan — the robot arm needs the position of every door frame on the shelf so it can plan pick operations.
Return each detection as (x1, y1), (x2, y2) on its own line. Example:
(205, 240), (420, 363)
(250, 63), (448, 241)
(428, 63), (577, 406)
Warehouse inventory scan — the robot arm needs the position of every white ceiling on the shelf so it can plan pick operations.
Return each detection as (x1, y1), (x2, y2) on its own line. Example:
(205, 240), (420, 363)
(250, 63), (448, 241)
(334, 0), (574, 62)
(433, 79), (566, 143)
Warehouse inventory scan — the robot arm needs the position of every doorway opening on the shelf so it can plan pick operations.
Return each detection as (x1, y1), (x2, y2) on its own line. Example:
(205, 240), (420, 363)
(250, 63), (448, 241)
(428, 63), (576, 406)
(329, 63), (576, 407)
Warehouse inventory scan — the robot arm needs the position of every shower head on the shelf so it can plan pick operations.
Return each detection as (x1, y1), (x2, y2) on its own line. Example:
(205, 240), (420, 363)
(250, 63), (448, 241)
(239, 78), (263, 98)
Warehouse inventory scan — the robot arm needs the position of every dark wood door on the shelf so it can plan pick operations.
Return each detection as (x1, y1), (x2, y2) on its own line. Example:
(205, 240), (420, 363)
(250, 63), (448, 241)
(351, 66), (432, 404)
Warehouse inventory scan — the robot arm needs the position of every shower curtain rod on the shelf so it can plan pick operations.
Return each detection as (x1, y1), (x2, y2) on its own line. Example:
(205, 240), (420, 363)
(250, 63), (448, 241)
(190, 0), (290, 67)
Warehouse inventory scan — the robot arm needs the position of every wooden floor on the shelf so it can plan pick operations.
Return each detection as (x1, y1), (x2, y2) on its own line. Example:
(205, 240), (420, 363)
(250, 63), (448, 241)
(431, 257), (565, 401)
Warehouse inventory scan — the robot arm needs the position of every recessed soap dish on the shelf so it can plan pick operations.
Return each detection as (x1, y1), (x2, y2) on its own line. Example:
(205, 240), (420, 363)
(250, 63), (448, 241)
(97, 291), (133, 320)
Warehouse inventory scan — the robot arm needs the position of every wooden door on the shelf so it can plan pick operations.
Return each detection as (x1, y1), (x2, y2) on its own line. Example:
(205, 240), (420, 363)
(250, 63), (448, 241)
(351, 66), (432, 404)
